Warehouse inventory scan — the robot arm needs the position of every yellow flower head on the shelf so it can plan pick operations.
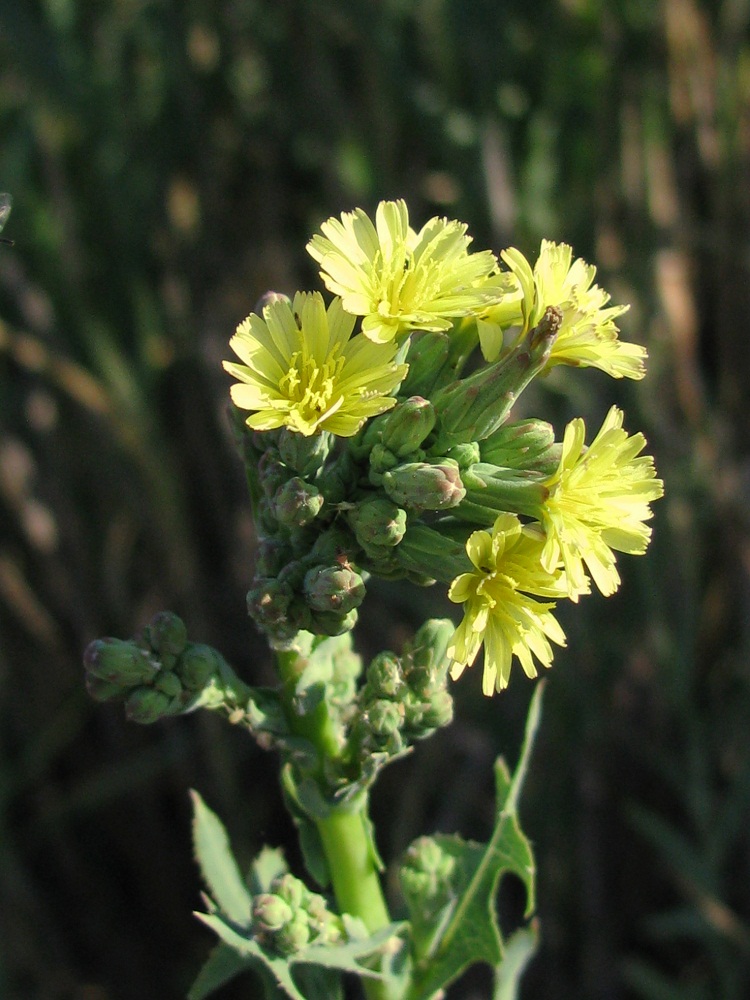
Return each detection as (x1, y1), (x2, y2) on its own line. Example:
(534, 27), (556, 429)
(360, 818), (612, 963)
(447, 513), (568, 695)
(539, 406), (665, 598)
(306, 199), (506, 345)
(223, 291), (408, 437)
(479, 240), (647, 380)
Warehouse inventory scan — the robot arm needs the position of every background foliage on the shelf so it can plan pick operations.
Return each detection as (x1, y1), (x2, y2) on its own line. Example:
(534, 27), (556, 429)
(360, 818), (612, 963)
(1, 1), (749, 997)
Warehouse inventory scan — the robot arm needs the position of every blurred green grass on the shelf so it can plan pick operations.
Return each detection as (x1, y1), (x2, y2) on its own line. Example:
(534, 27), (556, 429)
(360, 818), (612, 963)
(1, 0), (750, 997)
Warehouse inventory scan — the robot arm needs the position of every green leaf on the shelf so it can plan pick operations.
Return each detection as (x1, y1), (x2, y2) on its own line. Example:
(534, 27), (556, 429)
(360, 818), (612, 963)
(492, 924), (539, 1000)
(195, 911), (406, 1000)
(191, 791), (253, 926)
(402, 683), (543, 1000)
(188, 941), (254, 1000)
(281, 765), (331, 887)
(248, 846), (289, 894)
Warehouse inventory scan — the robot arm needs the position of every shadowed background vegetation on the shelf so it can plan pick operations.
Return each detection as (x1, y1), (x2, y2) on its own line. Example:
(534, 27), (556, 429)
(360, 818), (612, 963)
(1, 0), (749, 997)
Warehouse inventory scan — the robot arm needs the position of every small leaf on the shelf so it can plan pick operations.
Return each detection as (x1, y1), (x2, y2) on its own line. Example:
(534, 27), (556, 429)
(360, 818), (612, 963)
(191, 791), (253, 926)
(248, 846), (289, 894)
(195, 911), (407, 1000)
(195, 913), (307, 1000)
(492, 923), (539, 1000)
(188, 941), (254, 1000)
(401, 683), (543, 1000)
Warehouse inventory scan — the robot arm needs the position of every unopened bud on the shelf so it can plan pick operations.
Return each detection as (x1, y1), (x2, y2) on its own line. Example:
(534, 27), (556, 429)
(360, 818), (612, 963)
(154, 670), (182, 698)
(347, 497), (407, 550)
(480, 417), (559, 473)
(381, 396), (436, 458)
(84, 638), (159, 687)
(143, 611), (188, 657)
(365, 652), (403, 698)
(258, 449), (287, 499)
(440, 442), (480, 470)
(276, 912), (311, 953)
(310, 606), (359, 637)
(400, 332), (452, 397)
(409, 619), (454, 681)
(382, 461), (466, 511)
(303, 564), (365, 614)
(397, 524), (473, 583)
(247, 578), (294, 629)
(421, 690), (454, 729)
(368, 699), (404, 736)
(278, 428), (332, 478)
(125, 687), (174, 724)
(273, 477), (324, 527)
(85, 675), (123, 702)
(458, 463), (548, 524)
(253, 893), (293, 933)
(432, 314), (560, 451)
(177, 643), (222, 691)
(368, 443), (400, 478)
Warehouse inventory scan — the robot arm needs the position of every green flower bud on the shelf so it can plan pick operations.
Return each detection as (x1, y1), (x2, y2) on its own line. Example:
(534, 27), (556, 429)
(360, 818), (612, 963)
(154, 670), (183, 698)
(177, 643), (222, 691)
(420, 689), (454, 729)
(457, 463), (548, 526)
(365, 652), (403, 698)
(277, 428), (332, 478)
(347, 497), (407, 550)
(368, 699), (404, 736)
(276, 912), (311, 953)
(307, 896), (344, 944)
(397, 523), (473, 583)
(410, 619), (454, 676)
(369, 443), (400, 478)
(431, 308), (561, 451)
(402, 835), (456, 887)
(257, 449), (288, 499)
(382, 461), (466, 511)
(441, 441), (481, 469)
(303, 564), (365, 614)
(273, 477), (324, 527)
(247, 577), (294, 630)
(400, 331), (452, 397)
(310, 607), (358, 637)
(125, 686), (174, 724)
(84, 638), (159, 687)
(381, 396), (436, 458)
(480, 417), (559, 473)
(273, 873), (309, 909)
(143, 611), (188, 657)
(253, 892), (294, 933)
(85, 675), (124, 702)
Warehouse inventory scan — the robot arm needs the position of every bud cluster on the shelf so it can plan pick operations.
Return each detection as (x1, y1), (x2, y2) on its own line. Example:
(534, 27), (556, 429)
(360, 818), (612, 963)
(399, 835), (458, 921)
(251, 873), (345, 955)
(346, 619), (455, 764)
(83, 611), (244, 724)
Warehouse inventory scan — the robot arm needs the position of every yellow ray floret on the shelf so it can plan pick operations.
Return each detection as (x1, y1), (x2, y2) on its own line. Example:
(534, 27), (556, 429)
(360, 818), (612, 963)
(447, 513), (568, 695)
(307, 199), (509, 345)
(538, 406), (665, 598)
(479, 240), (647, 379)
(223, 291), (408, 437)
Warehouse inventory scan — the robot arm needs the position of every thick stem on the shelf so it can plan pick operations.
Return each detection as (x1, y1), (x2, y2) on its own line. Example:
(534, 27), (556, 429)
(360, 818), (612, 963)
(316, 807), (391, 933)
(275, 646), (398, 1000)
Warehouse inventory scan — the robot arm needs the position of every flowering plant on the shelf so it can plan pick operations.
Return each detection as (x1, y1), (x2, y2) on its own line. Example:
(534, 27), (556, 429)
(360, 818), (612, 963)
(84, 200), (662, 999)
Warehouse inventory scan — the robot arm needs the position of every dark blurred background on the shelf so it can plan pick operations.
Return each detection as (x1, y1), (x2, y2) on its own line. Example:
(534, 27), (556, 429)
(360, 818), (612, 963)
(1, 1), (749, 998)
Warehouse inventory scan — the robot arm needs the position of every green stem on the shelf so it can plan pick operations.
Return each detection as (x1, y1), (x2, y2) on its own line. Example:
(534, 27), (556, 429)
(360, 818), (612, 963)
(316, 807), (391, 933)
(275, 646), (397, 1000)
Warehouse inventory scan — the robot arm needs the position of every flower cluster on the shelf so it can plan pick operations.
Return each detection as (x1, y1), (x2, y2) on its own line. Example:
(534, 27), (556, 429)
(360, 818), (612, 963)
(224, 200), (663, 694)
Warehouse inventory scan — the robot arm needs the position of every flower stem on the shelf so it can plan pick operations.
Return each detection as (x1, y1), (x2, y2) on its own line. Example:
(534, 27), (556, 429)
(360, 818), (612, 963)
(275, 646), (397, 1000)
